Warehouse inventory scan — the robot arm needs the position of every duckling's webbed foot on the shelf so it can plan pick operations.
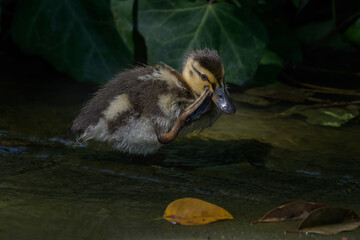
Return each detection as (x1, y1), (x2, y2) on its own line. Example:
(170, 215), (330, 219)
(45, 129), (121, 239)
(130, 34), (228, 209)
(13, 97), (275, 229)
(157, 89), (212, 144)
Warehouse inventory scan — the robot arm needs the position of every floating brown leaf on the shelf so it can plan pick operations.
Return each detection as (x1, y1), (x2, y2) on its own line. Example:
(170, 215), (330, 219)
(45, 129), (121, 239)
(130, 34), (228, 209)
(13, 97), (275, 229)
(252, 200), (325, 224)
(286, 207), (360, 235)
(163, 198), (233, 225)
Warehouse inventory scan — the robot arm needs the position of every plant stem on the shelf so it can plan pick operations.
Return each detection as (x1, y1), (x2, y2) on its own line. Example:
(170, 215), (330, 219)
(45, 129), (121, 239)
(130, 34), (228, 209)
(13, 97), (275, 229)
(331, 0), (336, 23)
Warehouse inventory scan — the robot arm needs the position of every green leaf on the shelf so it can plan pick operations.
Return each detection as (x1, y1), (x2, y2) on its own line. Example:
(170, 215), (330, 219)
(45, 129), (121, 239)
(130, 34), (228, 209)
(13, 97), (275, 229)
(111, 0), (134, 53)
(292, 0), (309, 10)
(138, 0), (268, 86)
(296, 20), (335, 45)
(252, 49), (283, 85)
(296, 19), (354, 50)
(345, 18), (360, 47)
(11, 0), (133, 83)
(233, 0), (266, 9)
(260, 49), (283, 67)
(266, 20), (303, 62)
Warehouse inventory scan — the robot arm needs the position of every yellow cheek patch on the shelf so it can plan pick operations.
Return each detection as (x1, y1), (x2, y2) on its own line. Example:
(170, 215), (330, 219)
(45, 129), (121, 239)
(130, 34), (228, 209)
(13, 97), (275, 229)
(197, 66), (220, 88)
(184, 60), (222, 95)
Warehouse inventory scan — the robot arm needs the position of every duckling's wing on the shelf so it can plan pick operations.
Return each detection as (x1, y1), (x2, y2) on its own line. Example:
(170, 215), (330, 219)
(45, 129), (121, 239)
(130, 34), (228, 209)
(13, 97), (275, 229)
(70, 66), (156, 136)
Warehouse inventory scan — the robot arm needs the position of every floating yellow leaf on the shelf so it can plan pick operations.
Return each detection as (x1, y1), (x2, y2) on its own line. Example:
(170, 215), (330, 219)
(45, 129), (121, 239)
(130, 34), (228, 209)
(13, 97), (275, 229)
(286, 207), (360, 235)
(252, 200), (325, 224)
(163, 198), (233, 225)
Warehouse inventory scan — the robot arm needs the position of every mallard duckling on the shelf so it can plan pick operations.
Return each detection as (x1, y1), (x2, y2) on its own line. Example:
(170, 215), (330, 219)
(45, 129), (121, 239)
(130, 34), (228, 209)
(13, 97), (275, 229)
(71, 48), (235, 155)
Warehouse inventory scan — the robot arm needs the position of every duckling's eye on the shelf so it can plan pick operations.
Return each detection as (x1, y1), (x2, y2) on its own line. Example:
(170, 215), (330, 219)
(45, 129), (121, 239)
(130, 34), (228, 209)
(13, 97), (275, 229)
(200, 74), (208, 81)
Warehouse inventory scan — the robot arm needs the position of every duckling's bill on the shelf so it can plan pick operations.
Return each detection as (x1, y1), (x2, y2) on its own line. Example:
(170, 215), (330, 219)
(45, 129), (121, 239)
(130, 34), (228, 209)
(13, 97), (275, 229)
(211, 86), (236, 114)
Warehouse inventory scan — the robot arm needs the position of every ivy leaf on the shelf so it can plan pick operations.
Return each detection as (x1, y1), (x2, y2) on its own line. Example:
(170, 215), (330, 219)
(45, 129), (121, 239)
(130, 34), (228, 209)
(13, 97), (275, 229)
(138, 0), (268, 85)
(266, 20), (303, 62)
(111, 0), (134, 53)
(296, 20), (335, 45)
(260, 49), (283, 67)
(345, 18), (360, 47)
(292, 0), (309, 10)
(11, 0), (133, 83)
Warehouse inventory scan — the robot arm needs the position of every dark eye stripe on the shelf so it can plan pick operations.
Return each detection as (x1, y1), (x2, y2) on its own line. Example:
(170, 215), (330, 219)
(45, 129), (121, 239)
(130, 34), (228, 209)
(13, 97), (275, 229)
(192, 64), (209, 82)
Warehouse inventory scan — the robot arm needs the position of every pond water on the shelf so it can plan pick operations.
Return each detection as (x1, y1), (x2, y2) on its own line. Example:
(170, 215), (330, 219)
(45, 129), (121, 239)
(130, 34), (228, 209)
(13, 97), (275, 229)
(0, 67), (360, 240)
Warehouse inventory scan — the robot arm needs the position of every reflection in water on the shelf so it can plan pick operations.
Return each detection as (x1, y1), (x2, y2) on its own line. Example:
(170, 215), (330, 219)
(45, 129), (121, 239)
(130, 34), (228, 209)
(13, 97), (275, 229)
(0, 76), (360, 239)
(0, 145), (27, 155)
(295, 169), (321, 176)
(158, 138), (271, 169)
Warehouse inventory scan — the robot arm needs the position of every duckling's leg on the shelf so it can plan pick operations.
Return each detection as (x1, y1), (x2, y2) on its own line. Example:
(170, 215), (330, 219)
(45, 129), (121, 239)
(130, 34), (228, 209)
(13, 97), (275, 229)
(157, 89), (212, 144)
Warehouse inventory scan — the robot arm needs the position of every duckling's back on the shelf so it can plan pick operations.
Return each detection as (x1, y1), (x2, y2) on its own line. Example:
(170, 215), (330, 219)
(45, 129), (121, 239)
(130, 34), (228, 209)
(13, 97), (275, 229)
(71, 65), (195, 155)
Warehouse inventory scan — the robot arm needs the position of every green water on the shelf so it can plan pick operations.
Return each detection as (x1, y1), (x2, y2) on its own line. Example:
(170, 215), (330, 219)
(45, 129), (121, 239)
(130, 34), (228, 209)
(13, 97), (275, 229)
(1, 73), (360, 240)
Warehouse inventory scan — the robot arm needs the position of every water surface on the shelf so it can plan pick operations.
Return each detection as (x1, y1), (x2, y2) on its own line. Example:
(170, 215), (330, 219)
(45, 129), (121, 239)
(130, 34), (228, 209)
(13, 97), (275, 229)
(0, 71), (360, 239)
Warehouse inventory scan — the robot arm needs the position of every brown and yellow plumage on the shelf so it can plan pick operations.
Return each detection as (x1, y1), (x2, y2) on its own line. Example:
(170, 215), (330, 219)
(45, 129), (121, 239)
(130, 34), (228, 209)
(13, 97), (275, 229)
(71, 48), (235, 155)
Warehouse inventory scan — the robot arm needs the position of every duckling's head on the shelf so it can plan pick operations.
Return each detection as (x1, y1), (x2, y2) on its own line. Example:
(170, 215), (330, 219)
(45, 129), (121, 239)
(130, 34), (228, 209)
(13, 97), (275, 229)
(182, 48), (236, 114)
